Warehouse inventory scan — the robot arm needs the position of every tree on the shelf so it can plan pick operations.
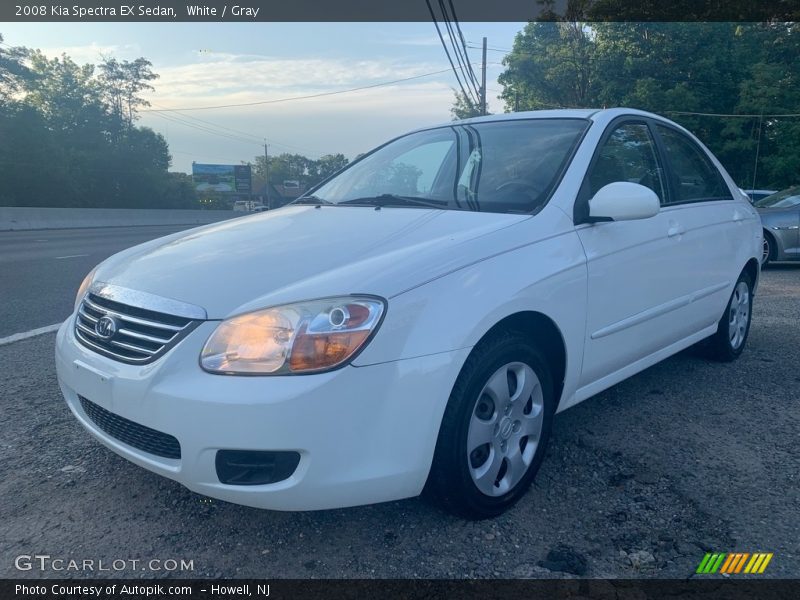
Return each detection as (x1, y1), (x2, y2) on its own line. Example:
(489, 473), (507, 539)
(253, 152), (351, 191)
(451, 90), (482, 120)
(23, 51), (107, 132)
(309, 153), (349, 182)
(0, 35), (199, 209)
(163, 172), (200, 208)
(497, 21), (595, 111)
(0, 33), (32, 104)
(733, 22), (800, 187)
(494, 21), (800, 188)
(99, 57), (158, 129)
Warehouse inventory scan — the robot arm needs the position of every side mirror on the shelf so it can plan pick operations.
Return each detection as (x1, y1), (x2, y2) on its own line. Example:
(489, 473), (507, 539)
(589, 182), (660, 222)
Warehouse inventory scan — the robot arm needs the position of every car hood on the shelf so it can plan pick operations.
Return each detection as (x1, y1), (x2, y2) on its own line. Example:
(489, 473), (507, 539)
(94, 205), (529, 318)
(756, 206), (795, 214)
(757, 205), (798, 225)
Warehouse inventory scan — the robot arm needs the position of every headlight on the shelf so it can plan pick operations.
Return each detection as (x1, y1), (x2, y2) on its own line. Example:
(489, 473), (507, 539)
(200, 296), (386, 375)
(74, 267), (98, 310)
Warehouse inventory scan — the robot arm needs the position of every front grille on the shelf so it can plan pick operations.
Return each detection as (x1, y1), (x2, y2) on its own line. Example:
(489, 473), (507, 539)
(75, 292), (199, 364)
(79, 396), (181, 459)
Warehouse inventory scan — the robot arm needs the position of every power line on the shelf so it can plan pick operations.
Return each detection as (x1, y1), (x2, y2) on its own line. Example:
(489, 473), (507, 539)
(151, 102), (263, 141)
(449, 1), (483, 98)
(666, 110), (800, 118)
(171, 149), (253, 163)
(148, 110), (263, 146)
(147, 102), (327, 156)
(442, 17), (477, 101)
(440, 0), (481, 102)
(425, 0), (478, 107)
(149, 110), (327, 161)
(468, 42), (512, 53)
(468, 45), (510, 55)
(140, 66), (472, 112)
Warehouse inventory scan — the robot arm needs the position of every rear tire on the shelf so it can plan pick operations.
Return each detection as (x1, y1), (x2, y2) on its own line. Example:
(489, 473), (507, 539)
(423, 330), (555, 519)
(703, 271), (753, 362)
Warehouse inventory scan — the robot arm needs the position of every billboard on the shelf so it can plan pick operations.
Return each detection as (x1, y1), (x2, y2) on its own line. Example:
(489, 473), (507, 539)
(192, 163), (251, 194)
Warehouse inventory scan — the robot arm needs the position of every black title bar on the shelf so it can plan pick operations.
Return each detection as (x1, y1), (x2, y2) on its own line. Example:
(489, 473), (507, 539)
(3, 0), (800, 22)
(3, 579), (800, 600)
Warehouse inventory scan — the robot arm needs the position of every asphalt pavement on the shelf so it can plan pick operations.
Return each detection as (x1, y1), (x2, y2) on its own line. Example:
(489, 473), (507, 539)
(0, 226), (798, 578)
(0, 226), (192, 338)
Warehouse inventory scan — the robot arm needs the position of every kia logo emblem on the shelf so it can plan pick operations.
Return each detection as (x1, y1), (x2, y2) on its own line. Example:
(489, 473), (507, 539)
(94, 315), (117, 340)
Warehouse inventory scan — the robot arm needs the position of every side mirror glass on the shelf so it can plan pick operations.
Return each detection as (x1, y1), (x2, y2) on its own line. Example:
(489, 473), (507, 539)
(589, 182), (660, 222)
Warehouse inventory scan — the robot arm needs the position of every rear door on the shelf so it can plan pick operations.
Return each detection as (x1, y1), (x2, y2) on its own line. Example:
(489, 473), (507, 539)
(652, 123), (741, 330)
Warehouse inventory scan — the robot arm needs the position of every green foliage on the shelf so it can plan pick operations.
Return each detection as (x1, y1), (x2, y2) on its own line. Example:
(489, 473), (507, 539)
(499, 21), (595, 110)
(0, 34), (32, 103)
(0, 35), (199, 208)
(252, 152), (350, 191)
(488, 21), (800, 189)
(98, 57), (158, 131)
(451, 90), (482, 120)
(310, 153), (349, 182)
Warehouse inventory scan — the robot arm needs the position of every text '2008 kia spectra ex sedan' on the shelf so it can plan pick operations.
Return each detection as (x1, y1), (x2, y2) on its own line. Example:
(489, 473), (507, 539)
(56, 109), (762, 519)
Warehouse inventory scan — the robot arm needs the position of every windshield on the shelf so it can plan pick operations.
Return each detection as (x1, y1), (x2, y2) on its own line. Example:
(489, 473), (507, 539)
(754, 186), (800, 208)
(308, 119), (588, 214)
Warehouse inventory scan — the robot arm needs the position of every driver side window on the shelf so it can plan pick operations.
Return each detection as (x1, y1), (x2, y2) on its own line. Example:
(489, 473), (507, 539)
(588, 123), (667, 204)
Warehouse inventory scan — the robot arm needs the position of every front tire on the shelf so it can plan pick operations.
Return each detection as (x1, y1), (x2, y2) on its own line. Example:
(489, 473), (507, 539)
(424, 331), (555, 519)
(761, 232), (774, 267)
(703, 272), (753, 362)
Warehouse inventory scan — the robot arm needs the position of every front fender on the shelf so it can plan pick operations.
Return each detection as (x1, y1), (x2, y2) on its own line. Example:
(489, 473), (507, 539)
(352, 228), (588, 411)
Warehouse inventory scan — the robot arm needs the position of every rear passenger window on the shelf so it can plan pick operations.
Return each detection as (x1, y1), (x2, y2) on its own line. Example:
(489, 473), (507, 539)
(656, 126), (732, 203)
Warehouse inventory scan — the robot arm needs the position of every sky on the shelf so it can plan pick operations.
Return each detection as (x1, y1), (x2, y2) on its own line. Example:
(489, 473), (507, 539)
(3, 22), (525, 173)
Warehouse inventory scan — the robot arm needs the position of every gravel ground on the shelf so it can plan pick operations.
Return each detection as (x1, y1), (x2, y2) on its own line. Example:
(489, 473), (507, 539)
(1, 265), (798, 579)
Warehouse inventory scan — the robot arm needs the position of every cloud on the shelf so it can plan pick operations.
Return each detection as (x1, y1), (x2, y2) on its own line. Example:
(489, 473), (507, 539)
(139, 80), (459, 169)
(390, 35), (443, 47)
(146, 53), (445, 102)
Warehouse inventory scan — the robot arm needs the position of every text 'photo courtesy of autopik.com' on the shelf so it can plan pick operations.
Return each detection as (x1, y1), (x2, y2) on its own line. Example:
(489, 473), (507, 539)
(1, 0), (799, 599)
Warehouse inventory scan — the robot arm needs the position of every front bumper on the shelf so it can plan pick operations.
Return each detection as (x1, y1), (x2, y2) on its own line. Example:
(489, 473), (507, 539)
(55, 316), (469, 510)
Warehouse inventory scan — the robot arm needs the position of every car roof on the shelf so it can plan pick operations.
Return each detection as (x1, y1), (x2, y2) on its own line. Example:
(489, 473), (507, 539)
(448, 107), (672, 126)
(403, 108), (682, 137)
(453, 108), (602, 124)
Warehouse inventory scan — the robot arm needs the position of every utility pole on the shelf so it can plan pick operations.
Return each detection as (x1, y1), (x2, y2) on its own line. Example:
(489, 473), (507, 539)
(480, 36), (487, 116)
(263, 142), (270, 210)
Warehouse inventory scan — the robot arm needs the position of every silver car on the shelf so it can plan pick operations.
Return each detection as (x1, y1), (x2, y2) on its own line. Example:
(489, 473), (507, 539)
(756, 186), (800, 265)
(744, 188), (777, 203)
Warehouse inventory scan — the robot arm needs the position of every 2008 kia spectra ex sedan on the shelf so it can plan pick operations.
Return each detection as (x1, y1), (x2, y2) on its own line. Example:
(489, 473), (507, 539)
(56, 109), (762, 519)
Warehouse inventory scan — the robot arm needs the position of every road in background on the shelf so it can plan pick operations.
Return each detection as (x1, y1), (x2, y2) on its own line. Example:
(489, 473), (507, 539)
(0, 225), (193, 337)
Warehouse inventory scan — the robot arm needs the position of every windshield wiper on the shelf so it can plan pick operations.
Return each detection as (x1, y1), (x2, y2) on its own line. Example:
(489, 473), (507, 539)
(337, 194), (450, 209)
(292, 195), (333, 205)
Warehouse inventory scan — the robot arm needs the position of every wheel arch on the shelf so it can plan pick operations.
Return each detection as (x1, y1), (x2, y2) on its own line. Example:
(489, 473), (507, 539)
(470, 311), (568, 411)
(762, 228), (778, 262)
(742, 256), (760, 295)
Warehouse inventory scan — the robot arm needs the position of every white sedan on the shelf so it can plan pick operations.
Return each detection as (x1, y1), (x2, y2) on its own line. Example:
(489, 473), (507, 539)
(56, 108), (762, 519)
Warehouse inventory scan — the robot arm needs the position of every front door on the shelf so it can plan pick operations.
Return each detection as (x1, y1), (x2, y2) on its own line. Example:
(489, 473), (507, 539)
(576, 120), (689, 389)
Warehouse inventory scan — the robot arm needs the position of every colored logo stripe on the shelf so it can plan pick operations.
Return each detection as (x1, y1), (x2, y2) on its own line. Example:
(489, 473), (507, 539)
(696, 553), (726, 574)
(697, 552), (773, 574)
(744, 553), (773, 574)
(720, 553), (749, 574)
